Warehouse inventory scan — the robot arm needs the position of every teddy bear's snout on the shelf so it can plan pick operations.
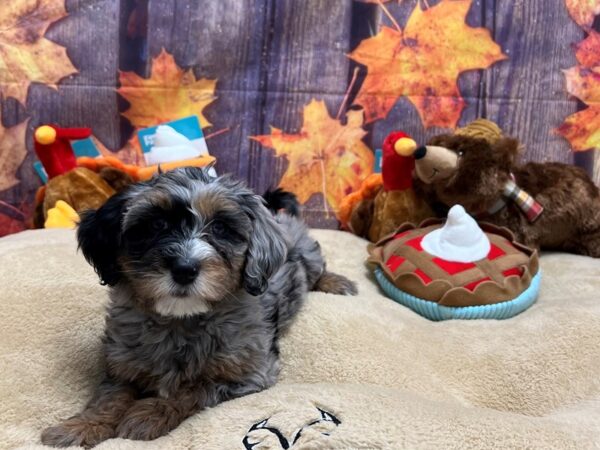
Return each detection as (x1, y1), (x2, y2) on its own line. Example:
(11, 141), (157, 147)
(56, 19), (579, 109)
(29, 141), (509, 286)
(415, 145), (459, 184)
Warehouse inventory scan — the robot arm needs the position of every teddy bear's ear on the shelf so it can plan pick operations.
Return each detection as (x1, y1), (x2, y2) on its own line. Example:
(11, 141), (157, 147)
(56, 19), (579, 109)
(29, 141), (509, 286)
(491, 137), (520, 168)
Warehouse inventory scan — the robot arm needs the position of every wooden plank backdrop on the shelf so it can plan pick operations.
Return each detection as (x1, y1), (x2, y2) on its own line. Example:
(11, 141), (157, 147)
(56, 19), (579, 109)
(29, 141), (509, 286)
(0, 0), (597, 236)
(481, 0), (582, 166)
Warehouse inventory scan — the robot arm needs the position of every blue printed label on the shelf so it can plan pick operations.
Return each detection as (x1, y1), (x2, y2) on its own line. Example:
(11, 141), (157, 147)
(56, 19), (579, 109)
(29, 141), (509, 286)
(137, 116), (209, 165)
(71, 138), (101, 158)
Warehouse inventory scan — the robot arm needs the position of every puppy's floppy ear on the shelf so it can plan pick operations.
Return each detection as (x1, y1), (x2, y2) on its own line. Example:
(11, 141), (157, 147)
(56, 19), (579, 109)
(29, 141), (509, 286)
(243, 197), (287, 296)
(77, 191), (128, 286)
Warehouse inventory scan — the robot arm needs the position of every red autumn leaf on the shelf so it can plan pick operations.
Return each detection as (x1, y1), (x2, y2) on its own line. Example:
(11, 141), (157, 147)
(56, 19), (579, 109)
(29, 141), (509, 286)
(557, 29), (600, 151)
(574, 30), (600, 67)
(348, 0), (506, 128)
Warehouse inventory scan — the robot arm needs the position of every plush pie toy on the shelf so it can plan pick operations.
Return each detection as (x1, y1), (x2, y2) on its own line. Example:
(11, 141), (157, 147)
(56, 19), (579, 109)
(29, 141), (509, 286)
(368, 205), (541, 321)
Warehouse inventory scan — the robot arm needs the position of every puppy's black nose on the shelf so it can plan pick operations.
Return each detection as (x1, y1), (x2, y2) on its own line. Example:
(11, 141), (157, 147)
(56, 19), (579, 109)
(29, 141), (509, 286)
(171, 258), (200, 285)
(414, 146), (427, 160)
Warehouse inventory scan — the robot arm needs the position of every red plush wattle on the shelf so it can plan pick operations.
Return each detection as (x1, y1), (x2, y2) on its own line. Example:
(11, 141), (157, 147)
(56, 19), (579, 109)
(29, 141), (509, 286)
(382, 131), (415, 192)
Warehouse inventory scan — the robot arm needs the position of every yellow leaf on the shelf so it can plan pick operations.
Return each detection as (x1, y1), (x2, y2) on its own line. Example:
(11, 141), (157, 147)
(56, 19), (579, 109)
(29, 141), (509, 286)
(557, 107), (600, 151)
(0, 0), (77, 104)
(564, 0), (600, 29)
(119, 49), (217, 128)
(0, 112), (27, 191)
(252, 99), (373, 213)
(349, 0), (506, 128)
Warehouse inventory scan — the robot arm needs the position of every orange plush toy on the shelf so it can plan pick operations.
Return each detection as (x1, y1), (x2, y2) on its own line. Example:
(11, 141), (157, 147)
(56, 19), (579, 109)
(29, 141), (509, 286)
(339, 131), (433, 242)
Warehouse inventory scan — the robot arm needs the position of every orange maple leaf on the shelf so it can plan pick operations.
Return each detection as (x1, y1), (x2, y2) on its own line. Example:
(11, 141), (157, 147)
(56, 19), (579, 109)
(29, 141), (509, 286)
(564, 0), (600, 29)
(557, 28), (600, 151)
(0, 0), (77, 104)
(118, 49), (217, 129)
(251, 100), (373, 214)
(557, 65), (600, 151)
(348, 0), (506, 128)
(0, 113), (27, 191)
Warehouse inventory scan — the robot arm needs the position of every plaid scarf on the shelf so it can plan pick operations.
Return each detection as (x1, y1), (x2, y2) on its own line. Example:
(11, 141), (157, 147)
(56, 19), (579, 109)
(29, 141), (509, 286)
(485, 175), (544, 223)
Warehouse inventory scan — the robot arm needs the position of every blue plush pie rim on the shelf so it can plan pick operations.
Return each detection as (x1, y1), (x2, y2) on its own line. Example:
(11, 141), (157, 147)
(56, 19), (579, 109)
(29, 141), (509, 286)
(374, 268), (542, 321)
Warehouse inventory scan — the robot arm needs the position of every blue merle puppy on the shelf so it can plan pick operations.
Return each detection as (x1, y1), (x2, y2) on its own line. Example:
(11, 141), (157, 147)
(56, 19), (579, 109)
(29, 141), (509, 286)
(41, 167), (356, 448)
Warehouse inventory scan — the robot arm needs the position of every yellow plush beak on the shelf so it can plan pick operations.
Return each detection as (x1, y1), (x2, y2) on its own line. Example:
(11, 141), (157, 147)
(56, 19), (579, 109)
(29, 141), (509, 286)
(394, 137), (417, 156)
(45, 200), (80, 229)
(35, 125), (57, 145)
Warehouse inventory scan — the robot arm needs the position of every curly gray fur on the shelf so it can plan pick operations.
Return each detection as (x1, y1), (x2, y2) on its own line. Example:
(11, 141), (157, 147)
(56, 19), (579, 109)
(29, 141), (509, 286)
(41, 167), (356, 448)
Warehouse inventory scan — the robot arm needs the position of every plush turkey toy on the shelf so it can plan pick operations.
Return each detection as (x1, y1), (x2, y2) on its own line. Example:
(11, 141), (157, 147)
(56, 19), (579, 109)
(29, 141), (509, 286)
(338, 131), (433, 242)
(34, 125), (92, 179)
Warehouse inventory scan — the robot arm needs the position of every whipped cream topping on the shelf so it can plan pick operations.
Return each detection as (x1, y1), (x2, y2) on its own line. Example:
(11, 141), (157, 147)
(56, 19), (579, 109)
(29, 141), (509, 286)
(421, 205), (490, 263)
(145, 125), (200, 165)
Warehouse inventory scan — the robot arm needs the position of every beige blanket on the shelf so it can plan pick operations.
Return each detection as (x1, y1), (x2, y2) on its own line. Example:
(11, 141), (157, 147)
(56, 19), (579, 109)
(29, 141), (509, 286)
(1, 229), (599, 449)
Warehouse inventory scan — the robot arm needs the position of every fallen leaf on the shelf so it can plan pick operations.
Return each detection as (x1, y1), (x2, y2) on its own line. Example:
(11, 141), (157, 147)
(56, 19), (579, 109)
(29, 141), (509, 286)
(348, 0), (506, 128)
(119, 49), (217, 128)
(557, 108), (600, 151)
(574, 30), (600, 67)
(0, 0), (77, 104)
(93, 134), (145, 166)
(252, 99), (373, 213)
(564, 0), (600, 29)
(557, 66), (600, 150)
(0, 113), (28, 191)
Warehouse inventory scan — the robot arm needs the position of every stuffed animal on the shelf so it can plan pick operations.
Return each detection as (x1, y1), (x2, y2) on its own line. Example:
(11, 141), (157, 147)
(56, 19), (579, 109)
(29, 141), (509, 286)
(413, 119), (600, 257)
(32, 124), (216, 229)
(339, 131), (432, 242)
(368, 205), (541, 320)
(45, 200), (80, 229)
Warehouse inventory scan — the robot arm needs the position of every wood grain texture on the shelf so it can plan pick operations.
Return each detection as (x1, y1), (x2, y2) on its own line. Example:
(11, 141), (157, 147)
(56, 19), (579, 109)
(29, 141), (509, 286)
(362, 0), (485, 154)
(258, 0), (355, 227)
(145, 0), (270, 187)
(481, 0), (583, 166)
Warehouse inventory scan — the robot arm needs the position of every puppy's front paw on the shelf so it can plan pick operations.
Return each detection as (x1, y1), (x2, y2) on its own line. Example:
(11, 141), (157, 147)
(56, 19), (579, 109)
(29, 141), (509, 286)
(41, 416), (115, 448)
(314, 271), (358, 296)
(116, 398), (181, 441)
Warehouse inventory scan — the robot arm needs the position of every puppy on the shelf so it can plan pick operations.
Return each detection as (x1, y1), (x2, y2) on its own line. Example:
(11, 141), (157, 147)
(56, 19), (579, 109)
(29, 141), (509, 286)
(41, 168), (356, 448)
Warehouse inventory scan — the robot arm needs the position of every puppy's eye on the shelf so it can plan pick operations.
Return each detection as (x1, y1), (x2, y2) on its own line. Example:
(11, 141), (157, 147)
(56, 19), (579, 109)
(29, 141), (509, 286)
(457, 150), (465, 157)
(211, 220), (228, 236)
(151, 219), (169, 232)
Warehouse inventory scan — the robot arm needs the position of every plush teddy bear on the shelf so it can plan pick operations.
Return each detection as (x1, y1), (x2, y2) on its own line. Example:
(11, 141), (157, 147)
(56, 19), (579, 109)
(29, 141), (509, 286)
(413, 119), (600, 257)
(338, 131), (432, 242)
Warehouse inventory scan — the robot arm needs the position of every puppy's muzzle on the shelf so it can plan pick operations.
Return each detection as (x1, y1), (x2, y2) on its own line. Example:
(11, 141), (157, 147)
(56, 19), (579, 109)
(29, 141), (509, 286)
(170, 257), (200, 285)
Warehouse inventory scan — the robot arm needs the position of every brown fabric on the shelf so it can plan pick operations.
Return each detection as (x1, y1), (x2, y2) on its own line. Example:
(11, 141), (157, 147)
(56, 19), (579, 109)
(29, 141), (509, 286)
(368, 219), (539, 307)
(454, 118), (503, 144)
(42, 167), (116, 219)
(368, 188), (433, 243)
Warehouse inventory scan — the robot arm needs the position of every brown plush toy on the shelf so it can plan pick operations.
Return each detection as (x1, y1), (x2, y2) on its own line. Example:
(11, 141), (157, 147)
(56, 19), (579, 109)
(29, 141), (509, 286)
(339, 131), (432, 242)
(413, 119), (600, 257)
